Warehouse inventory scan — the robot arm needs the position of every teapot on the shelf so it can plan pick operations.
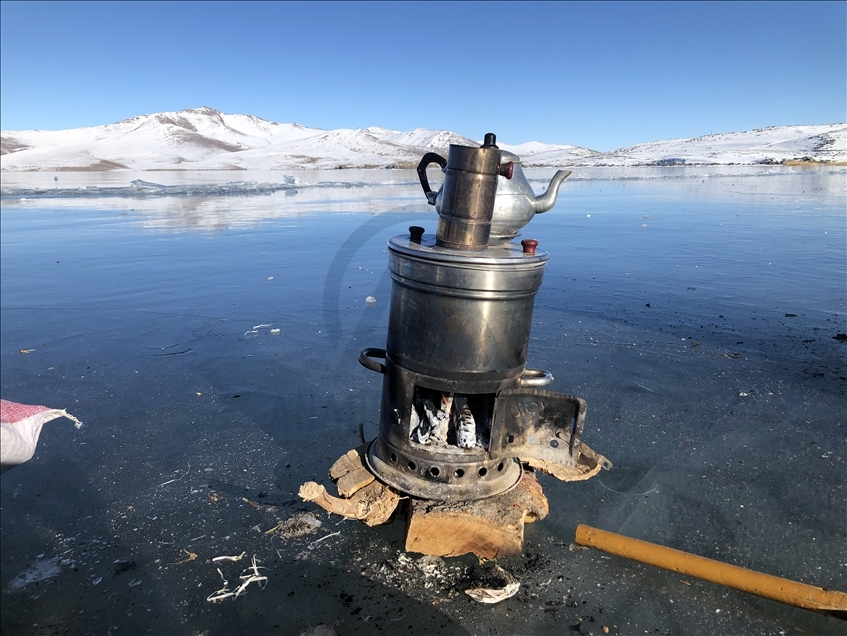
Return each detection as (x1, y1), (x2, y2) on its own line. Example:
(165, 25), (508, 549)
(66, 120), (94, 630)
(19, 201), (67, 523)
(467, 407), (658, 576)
(417, 148), (571, 239)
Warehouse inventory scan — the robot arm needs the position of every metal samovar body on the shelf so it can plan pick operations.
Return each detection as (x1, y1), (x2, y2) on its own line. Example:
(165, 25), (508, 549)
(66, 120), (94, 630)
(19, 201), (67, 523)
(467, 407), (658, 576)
(359, 134), (594, 501)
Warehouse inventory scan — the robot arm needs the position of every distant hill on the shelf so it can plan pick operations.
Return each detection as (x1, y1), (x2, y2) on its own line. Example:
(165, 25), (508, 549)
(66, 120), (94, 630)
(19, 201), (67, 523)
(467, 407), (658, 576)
(571, 124), (847, 167)
(1, 107), (844, 171)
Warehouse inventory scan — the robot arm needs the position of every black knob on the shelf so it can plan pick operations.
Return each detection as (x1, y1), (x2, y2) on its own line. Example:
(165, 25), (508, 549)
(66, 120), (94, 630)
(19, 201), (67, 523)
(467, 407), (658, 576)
(409, 226), (425, 244)
(482, 133), (497, 148)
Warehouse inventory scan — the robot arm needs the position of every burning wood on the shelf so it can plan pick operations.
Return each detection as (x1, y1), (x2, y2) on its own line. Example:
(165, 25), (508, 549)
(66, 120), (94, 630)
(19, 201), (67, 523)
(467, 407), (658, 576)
(410, 389), (487, 450)
(453, 395), (476, 449)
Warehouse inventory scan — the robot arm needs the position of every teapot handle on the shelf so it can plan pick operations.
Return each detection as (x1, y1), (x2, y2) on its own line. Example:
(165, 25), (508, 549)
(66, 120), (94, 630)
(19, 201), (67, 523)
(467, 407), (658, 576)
(416, 152), (447, 205)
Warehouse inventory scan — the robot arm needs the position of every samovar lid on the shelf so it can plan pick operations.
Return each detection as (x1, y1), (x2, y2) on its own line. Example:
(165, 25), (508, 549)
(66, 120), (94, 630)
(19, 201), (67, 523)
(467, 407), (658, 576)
(388, 233), (548, 266)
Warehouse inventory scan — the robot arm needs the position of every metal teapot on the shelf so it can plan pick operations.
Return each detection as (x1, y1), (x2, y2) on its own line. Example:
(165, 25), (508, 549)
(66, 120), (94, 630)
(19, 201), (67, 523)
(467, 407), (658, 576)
(417, 147), (571, 239)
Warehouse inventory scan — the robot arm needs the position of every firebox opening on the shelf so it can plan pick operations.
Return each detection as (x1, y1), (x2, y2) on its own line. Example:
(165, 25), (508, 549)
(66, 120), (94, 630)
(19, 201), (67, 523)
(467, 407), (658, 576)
(409, 386), (495, 450)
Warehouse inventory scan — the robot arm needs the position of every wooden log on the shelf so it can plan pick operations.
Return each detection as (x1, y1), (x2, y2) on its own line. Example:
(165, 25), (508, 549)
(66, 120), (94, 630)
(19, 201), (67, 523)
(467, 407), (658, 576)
(329, 446), (367, 481)
(336, 466), (375, 498)
(329, 444), (377, 497)
(298, 480), (400, 526)
(405, 470), (548, 559)
(300, 443), (401, 526)
(329, 444), (375, 499)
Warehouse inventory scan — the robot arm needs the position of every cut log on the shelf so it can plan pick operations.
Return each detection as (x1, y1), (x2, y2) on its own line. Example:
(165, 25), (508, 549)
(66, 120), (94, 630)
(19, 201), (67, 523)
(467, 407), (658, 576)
(405, 470), (548, 559)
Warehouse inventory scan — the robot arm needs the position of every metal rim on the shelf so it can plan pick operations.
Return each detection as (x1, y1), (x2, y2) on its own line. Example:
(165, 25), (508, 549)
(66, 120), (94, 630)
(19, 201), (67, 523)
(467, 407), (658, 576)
(365, 438), (523, 502)
(388, 235), (548, 266)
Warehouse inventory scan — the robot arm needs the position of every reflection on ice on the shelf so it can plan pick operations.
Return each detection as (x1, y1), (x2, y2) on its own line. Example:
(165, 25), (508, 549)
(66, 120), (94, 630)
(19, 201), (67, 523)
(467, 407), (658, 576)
(544, 165), (847, 182)
(526, 165), (847, 201)
(1, 177), (390, 199)
(3, 165), (845, 199)
(2, 166), (844, 232)
(1, 177), (433, 231)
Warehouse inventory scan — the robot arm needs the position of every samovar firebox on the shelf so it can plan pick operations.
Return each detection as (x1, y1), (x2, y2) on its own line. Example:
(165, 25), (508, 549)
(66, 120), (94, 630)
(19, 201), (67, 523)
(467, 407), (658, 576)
(358, 134), (608, 501)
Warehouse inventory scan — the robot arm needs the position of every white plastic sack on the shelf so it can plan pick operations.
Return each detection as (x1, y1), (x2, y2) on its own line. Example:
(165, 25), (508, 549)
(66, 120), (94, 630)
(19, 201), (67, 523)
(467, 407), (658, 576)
(0, 399), (82, 473)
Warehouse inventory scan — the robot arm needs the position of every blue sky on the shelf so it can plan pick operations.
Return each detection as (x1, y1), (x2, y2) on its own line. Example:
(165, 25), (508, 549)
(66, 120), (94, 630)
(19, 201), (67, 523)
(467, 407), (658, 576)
(1, 1), (844, 151)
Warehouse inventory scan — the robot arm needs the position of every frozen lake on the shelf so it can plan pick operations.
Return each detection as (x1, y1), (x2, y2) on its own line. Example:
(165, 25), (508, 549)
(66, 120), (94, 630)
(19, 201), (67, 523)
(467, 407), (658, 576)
(1, 167), (845, 635)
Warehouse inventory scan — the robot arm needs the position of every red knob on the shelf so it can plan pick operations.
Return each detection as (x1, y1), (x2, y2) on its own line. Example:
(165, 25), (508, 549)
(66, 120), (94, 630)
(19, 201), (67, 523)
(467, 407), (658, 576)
(499, 161), (514, 179)
(521, 239), (538, 254)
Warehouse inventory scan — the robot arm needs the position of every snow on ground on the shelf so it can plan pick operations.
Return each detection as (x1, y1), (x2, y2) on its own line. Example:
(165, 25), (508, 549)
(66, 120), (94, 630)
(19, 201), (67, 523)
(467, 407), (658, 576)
(1, 107), (844, 171)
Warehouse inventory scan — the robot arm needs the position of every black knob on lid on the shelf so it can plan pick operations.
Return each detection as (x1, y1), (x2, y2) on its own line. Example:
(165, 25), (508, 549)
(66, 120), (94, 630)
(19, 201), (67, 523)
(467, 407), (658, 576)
(409, 226), (425, 244)
(482, 133), (497, 148)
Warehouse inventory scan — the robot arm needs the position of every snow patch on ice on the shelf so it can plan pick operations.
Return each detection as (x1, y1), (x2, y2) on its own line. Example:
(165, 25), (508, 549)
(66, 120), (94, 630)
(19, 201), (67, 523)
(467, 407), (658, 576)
(6, 557), (63, 592)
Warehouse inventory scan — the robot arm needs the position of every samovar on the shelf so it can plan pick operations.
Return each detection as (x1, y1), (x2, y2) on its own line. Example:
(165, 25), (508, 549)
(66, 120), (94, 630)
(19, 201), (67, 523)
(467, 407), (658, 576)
(358, 134), (606, 501)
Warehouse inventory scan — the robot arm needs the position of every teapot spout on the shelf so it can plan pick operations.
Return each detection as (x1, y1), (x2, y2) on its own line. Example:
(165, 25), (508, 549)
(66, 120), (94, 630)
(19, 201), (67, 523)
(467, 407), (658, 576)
(532, 170), (572, 214)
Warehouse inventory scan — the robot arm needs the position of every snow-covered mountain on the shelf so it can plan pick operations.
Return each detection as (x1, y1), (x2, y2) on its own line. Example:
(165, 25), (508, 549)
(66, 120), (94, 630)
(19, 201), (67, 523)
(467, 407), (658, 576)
(580, 124), (847, 167)
(1, 107), (844, 171)
(0, 107), (469, 171)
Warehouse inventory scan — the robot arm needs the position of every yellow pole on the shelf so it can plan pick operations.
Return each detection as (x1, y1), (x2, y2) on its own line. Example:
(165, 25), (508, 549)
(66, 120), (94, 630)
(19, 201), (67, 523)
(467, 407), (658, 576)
(575, 524), (847, 618)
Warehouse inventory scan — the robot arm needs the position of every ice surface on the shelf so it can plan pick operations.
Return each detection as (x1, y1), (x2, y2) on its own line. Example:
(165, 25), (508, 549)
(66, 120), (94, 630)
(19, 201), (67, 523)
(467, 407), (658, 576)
(0, 178), (366, 199)
(1, 169), (845, 635)
(4, 165), (844, 201)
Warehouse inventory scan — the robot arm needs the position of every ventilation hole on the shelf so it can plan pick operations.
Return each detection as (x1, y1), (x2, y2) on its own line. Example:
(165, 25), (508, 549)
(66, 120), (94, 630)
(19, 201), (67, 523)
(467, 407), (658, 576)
(497, 462), (505, 472)
(506, 434), (515, 444)
(429, 467), (440, 477)
(478, 467), (488, 477)
(454, 469), (465, 478)
(407, 461), (417, 471)
(389, 453), (397, 463)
